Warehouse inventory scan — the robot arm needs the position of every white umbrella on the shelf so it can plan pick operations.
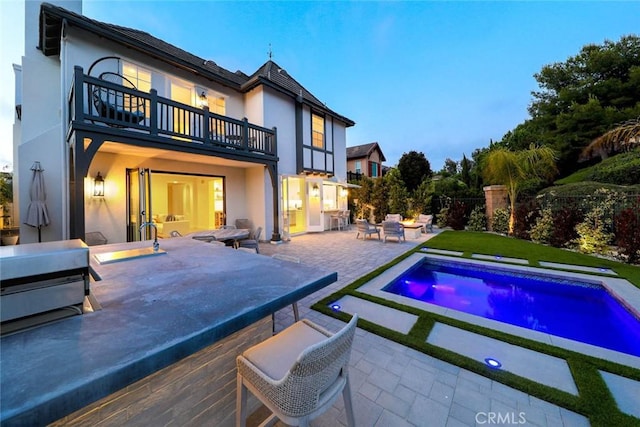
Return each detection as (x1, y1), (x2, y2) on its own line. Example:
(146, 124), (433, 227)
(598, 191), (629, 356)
(24, 161), (50, 242)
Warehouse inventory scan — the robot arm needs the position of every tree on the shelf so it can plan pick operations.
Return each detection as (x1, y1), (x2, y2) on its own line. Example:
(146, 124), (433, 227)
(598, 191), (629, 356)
(513, 35), (640, 176)
(442, 158), (459, 176)
(384, 168), (410, 218)
(460, 154), (472, 188)
(397, 151), (432, 193)
(482, 144), (558, 234)
(580, 116), (640, 161)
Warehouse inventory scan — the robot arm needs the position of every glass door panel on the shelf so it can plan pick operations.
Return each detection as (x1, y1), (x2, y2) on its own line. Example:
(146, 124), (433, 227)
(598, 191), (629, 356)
(126, 168), (152, 241)
(306, 178), (324, 232)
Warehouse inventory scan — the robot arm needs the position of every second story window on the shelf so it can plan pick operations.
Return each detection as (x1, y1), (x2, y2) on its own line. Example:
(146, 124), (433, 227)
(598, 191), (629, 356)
(355, 160), (362, 174)
(312, 113), (324, 149)
(369, 161), (379, 177)
(122, 62), (151, 92)
(208, 96), (225, 116)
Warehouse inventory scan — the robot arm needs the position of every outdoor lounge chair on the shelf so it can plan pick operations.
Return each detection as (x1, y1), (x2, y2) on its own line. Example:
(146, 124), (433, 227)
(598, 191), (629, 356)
(385, 214), (403, 222)
(382, 221), (405, 243)
(415, 214), (433, 233)
(238, 226), (262, 253)
(236, 314), (358, 427)
(355, 219), (380, 240)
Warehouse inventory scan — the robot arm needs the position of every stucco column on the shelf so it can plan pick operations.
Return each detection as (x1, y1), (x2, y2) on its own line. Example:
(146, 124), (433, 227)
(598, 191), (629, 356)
(483, 185), (507, 231)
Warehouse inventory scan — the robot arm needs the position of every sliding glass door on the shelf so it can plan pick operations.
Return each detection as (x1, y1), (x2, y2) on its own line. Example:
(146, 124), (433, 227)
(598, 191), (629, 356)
(127, 169), (225, 241)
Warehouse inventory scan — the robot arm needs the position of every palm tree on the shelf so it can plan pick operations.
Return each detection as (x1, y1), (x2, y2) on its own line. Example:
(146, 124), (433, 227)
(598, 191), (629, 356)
(482, 144), (557, 234)
(580, 116), (640, 161)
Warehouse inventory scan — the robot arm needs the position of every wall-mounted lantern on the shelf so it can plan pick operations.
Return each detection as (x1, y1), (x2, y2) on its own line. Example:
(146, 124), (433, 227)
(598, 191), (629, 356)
(197, 90), (209, 108)
(311, 183), (320, 198)
(340, 186), (348, 198)
(93, 172), (105, 197)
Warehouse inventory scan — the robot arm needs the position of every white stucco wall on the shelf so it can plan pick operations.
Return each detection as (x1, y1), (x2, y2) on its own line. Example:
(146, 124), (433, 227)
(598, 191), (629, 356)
(261, 86), (297, 175)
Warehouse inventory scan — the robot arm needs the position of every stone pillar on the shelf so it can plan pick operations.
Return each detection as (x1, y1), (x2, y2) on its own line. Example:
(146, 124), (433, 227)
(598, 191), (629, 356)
(483, 185), (508, 231)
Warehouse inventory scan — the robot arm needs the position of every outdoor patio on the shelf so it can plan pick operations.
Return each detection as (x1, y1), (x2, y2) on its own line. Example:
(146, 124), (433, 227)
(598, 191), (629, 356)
(254, 229), (591, 427)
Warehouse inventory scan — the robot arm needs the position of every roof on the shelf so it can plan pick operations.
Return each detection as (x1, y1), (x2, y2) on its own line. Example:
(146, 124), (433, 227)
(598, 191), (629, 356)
(346, 142), (386, 162)
(39, 2), (354, 126)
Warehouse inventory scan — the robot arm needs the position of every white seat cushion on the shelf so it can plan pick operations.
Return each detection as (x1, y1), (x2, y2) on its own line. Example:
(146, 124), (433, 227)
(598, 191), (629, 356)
(242, 321), (330, 380)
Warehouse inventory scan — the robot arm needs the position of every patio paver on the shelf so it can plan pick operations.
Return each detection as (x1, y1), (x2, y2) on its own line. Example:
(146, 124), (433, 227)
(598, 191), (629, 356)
(255, 228), (591, 426)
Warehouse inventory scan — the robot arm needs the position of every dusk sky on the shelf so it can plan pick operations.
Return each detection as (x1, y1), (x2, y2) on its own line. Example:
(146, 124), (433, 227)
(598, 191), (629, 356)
(2, 1), (639, 171)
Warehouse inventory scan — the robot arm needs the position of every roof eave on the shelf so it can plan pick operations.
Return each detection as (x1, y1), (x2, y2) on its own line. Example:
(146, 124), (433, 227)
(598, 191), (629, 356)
(39, 3), (242, 90)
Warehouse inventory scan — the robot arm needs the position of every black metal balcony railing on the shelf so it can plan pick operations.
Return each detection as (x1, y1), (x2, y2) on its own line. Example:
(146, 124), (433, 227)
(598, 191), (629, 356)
(69, 66), (277, 159)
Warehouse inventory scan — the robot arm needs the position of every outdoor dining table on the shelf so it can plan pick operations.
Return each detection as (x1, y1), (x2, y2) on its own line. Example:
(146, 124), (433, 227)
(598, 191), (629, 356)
(187, 228), (250, 243)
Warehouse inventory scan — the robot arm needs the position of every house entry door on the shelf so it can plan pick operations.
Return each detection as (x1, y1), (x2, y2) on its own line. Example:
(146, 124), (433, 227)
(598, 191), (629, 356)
(126, 168), (153, 242)
(306, 178), (324, 232)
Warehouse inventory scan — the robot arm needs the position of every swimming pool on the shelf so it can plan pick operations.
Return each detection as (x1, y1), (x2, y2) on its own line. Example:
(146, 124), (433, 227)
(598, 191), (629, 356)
(382, 257), (640, 358)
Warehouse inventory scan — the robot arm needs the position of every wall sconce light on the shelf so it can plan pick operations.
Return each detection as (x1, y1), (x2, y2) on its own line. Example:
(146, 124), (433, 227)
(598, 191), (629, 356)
(340, 187), (348, 198)
(198, 91), (208, 108)
(311, 183), (320, 198)
(93, 172), (105, 197)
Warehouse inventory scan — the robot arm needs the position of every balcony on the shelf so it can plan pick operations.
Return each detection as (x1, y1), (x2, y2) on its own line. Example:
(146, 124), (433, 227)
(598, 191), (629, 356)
(68, 66), (277, 162)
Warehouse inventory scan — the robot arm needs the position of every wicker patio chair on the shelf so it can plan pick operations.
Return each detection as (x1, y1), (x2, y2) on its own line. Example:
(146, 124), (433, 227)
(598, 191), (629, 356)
(355, 219), (380, 240)
(384, 213), (403, 222)
(236, 314), (358, 427)
(382, 221), (405, 243)
(238, 226), (262, 253)
(415, 214), (434, 233)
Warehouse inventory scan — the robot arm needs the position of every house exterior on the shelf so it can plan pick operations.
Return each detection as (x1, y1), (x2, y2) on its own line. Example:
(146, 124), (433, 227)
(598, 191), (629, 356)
(13, 0), (354, 245)
(346, 142), (386, 180)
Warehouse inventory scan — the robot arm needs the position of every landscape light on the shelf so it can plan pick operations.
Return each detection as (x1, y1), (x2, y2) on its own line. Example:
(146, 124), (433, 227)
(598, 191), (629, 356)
(484, 357), (502, 369)
(330, 303), (341, 311)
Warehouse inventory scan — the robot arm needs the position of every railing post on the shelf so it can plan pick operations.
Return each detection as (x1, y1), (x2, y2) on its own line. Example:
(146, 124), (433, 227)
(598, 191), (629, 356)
(73, 66), (84, 124)
(243, 117), (249, 150)
(149, 89), (158, 135)
(202, 106), (210, 144)
(271, 126), (277, 156)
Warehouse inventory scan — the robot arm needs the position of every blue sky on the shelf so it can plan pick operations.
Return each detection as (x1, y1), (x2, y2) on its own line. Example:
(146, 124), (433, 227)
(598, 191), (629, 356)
(2, 1), (640, 171)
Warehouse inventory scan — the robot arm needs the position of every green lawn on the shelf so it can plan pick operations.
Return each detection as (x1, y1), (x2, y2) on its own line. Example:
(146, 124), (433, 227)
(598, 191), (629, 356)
(425, 231), (640, 289)
(313, 230), (640, 427)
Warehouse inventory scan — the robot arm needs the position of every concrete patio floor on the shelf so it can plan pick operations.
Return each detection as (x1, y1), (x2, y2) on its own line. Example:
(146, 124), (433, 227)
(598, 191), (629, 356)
(252, 228), (592, 427)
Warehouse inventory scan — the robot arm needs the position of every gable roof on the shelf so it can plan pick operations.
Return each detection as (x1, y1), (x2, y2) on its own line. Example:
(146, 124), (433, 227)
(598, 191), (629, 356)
(346, 142), (386, 162)
(243, 61), (353, 126)
(39, 2), (354, 126)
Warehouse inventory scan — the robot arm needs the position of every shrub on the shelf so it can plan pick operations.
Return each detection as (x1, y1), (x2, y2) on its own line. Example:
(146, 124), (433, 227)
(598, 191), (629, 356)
(467, 205), (487, 232)
(447, 201), (467, 230)
(529, 208), (554, 245)
(513, 201), (539, 240)
(575, 196), (616, 255)
(436, 207), (449, 228)
(491, 208), (509, 235)
(550, 206), (583, 248)
(614, 208), (640, 264)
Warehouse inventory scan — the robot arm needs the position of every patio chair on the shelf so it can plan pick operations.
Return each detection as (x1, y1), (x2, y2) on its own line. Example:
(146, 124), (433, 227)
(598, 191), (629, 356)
(238, 226), (262, 253)
(236, 314), (358, 427)
(415, 214), (433, 233)
(235, 218), (253, 231)
(385, 214), (403, 222)
(382, 221), (405, 243)
(355, 219), (380, 240)
(330, 211), (345, 231)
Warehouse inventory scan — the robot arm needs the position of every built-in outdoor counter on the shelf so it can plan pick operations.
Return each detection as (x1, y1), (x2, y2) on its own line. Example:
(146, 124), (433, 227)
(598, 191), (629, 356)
(0, 237), (338, 426)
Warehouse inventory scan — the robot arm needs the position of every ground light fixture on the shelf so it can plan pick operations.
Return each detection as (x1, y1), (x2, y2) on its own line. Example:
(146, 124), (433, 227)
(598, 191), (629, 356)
(484, 357), (502, 369)
(330, 303), (341, 311)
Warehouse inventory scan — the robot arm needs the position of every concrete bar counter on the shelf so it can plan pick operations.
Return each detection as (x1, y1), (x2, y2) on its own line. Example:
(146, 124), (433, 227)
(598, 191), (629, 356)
(0, 237), (337, 426)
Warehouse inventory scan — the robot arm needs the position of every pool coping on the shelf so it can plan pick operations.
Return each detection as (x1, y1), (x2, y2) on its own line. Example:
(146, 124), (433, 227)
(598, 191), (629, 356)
(356, 252), (640, 369)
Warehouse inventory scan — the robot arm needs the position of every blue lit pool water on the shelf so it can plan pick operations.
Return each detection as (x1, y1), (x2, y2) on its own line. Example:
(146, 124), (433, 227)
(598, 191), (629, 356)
(383, 260), (640, 357)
